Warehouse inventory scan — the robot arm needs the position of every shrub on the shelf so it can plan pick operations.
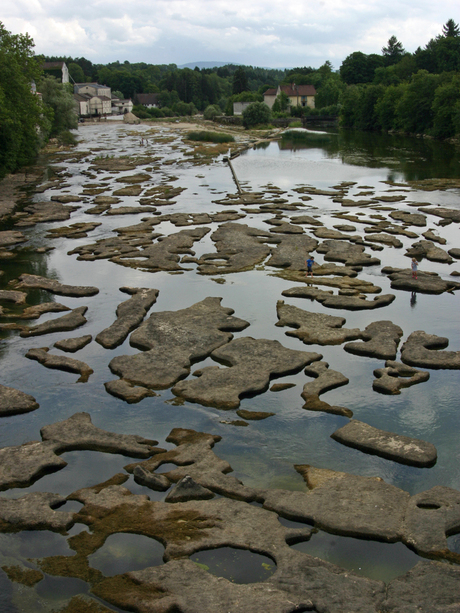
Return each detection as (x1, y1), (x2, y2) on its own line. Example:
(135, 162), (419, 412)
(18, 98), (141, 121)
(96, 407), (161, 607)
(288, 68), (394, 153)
(203, 104), (221, 120)
(132, 105), (149, 119)
(242, 102), (272, 128)
(186, 131), (234, 143)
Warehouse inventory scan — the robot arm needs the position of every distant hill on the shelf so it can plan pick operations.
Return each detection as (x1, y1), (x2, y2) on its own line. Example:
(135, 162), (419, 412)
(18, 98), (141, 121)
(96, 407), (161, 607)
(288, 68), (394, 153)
(177, 61), (240, 70)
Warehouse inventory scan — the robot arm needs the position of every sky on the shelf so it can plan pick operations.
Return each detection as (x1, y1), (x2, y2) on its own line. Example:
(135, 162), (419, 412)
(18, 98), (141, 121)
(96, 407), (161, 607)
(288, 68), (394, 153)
(2, 0), (460, 70)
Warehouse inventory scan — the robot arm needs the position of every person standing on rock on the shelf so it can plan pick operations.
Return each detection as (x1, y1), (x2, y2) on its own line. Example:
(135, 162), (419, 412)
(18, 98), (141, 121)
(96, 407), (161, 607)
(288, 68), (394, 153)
(306, 256), (316, 278)
(411, 258), (418, 280)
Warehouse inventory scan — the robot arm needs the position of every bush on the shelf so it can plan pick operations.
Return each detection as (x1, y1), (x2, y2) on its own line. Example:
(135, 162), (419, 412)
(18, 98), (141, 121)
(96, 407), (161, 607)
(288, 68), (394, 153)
(147, 107), (165, 118)
(203, 104), (221, 120)
(132, 105), (150, 119)
(186, 131), (234, 143)
(242, 102), (272, 128)
(58, 130), (78, 146)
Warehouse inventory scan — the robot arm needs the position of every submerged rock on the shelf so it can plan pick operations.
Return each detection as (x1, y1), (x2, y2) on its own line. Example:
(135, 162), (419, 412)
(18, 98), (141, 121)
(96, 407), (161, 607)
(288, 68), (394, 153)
(331, 419), (437, 467)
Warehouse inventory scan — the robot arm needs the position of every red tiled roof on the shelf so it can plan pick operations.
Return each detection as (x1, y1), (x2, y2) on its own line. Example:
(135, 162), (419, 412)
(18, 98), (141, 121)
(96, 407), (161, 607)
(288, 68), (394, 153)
(281, 84), (316, 97)
(263, 88), (278, 96)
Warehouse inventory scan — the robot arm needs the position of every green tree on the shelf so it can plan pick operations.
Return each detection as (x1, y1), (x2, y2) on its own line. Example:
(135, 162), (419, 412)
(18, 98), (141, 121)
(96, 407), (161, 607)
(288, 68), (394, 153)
(340, 52), (384, 84)
(442, 19), (460, 37)
(272, 90), (289, 113)
(68, 62), (85, 83)
(232, 66), (248, 94)
(382, 36), (405, 66)
(396, 70), (440, 134)
(431, 74), (460, 138)
(0, 22), (44, 178)
(242, 101), (271, 128)
(39, 75), (77, 136)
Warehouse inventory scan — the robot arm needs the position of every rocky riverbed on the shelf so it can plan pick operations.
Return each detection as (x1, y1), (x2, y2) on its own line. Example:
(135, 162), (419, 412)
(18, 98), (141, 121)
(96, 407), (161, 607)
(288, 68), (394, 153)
(0, 120), (459, 612)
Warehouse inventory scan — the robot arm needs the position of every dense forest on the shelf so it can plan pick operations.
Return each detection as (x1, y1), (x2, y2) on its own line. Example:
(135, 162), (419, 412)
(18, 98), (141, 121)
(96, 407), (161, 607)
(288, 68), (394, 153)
(1, 19), (460, 179)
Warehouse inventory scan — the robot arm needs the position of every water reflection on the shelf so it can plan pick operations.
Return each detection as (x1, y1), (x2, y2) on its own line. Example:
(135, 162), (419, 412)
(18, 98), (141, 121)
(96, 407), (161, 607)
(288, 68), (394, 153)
(292, 530), (421, 583)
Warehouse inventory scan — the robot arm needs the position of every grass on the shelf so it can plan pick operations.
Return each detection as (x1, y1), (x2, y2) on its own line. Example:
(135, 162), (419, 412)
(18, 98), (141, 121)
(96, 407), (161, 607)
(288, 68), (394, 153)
(186, 131), (235, 143)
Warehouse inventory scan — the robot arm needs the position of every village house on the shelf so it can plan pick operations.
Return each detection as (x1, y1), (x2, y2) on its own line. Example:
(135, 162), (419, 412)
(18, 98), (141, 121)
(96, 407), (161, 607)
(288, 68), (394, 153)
(73, 83), (112, 117)
(42, 61), (69, 84)
(264, 83), (316, 110)
(134, 93), (160, 108)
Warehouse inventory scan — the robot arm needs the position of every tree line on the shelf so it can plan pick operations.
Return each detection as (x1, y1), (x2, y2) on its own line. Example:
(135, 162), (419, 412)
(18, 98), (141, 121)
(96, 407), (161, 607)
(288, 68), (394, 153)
(0, 22), (77, 180)
(2, 19), (460, 180)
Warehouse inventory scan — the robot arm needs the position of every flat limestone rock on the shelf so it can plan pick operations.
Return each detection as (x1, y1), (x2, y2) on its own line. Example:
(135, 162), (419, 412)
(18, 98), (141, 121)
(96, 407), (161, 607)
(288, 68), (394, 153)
(0, 492), (74, 533)
(197, 222), (272, 275)
(282, 286), (395, 310)
(172, 337), (320, 409)
(112, 227), (210, 272)
(364, 233), (403, 248)
(40, 412), (159, 457)
(381, 267), (460, 294)
(125, 428), (259, 502)
(316, 239), (381, 267)
(14, 201), (80, 227)
(400, 330), (460, 369)
(26, 347), (94, 382)
(373, 360), (430, 394)
(418, 206), (460, 223)
(301, 362), (350, 417)
(13, 302), (70, 320)
(96, 287), (159, 349)
(46, 222), (101, 239)
(344, 320), (404, 360)
(104, 379), (157, 404)
(14, 273), (99, 296)
(91, 558), (318, 613)
(276, 300), (363, 345)
(109, 297), (249, 390)
(382, 560), (460, 612)
(266, 234), (318, 270)
(0, 383), (39, 417)
(133, 466), (170, 491)
(0, 290), (27, 304)
(389, 210), (426, 226)
(165, 475), (215, 503)
(302, 361), (349, 396)
(54, 334), (92, 353)
(0, 440), (66, 491)
(331, 419), (437, 467)
(406, 240), (453, 264)
(20, 306), (88, 338)
(0, 230), (28, 247)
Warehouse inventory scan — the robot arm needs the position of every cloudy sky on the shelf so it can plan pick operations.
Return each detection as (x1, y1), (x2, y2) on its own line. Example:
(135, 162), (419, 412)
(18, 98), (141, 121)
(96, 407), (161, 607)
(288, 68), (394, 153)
(3, 0), (460, 69)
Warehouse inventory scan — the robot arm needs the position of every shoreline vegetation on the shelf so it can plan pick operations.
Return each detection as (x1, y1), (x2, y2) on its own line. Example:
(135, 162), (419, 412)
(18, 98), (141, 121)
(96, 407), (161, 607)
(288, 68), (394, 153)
(2, 19), (460, 182)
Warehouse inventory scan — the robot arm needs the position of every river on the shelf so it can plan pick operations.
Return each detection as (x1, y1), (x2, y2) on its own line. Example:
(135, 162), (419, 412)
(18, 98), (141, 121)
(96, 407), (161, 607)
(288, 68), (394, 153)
(0, 122), (459, 610)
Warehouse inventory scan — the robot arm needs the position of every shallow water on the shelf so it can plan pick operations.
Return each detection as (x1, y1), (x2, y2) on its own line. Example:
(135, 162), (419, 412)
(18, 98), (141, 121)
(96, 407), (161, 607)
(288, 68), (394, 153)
(0, 123), (459, 607)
